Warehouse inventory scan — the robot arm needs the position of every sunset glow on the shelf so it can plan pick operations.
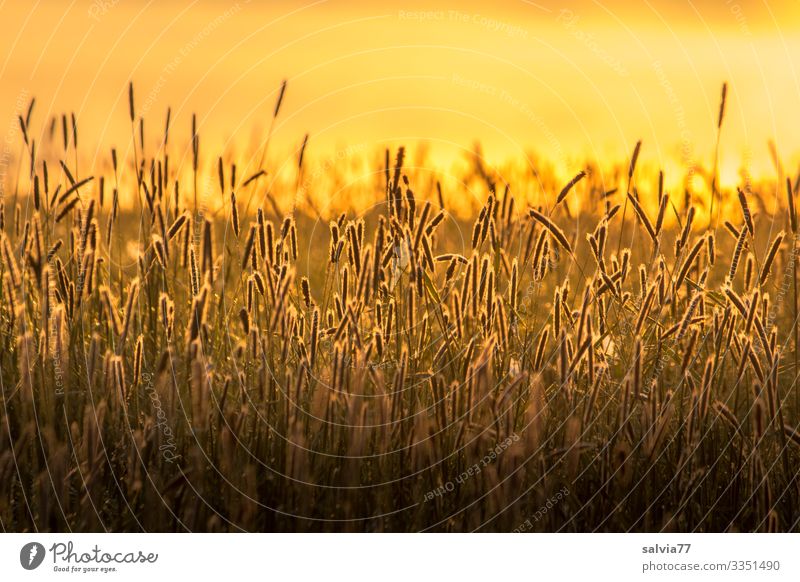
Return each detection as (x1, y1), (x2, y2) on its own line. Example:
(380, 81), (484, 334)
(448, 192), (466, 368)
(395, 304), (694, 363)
(2, 0), (799, 194)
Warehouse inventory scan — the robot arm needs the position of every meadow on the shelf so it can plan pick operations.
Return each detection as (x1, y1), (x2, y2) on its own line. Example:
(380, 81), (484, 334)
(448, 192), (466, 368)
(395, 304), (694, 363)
(1, 82), (799, 532)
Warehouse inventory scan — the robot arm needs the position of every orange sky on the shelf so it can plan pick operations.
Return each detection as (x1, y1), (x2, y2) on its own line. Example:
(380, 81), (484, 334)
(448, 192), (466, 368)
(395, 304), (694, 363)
(1, 0), (799, 189)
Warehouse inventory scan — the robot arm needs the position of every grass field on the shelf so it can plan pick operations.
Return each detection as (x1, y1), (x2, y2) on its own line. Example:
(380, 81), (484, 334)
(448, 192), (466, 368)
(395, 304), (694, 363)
(1, 83), (799, 532)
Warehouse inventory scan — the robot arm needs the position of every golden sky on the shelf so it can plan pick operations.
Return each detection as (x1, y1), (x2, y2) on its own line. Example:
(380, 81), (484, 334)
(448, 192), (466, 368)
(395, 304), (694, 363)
(1, 0), (799, 187)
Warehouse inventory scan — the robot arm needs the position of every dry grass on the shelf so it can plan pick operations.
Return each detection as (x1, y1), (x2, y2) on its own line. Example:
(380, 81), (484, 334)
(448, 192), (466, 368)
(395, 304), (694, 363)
(0, 84), (799, 532)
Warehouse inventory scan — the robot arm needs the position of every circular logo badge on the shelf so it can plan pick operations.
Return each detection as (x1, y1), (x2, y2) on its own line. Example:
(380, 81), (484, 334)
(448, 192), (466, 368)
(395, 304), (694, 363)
(20, 542), (46, 570)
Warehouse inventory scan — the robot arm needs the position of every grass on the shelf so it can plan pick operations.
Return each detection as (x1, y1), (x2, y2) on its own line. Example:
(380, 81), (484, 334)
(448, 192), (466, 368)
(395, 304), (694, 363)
(1, 83), (799, 532)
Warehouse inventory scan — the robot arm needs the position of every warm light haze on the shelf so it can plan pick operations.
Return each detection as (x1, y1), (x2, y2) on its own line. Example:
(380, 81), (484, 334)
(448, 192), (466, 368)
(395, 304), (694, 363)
(2, 0), (799, 192)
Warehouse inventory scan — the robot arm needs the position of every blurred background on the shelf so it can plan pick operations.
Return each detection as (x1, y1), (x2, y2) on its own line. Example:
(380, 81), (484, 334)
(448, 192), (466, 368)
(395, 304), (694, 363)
(1, 0), (799, 206)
